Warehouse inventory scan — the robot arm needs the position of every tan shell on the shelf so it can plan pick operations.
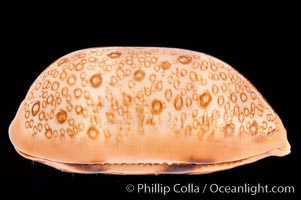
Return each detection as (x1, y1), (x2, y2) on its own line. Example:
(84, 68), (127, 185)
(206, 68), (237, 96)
(9, 47), (290, 174)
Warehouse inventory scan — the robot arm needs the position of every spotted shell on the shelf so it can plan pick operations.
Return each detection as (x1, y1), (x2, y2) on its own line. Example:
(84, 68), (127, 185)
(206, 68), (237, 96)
(9, 47), (290, 174)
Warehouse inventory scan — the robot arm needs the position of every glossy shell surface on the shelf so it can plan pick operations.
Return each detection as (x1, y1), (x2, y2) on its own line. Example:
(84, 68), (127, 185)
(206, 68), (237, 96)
(9, 47), (290, 174)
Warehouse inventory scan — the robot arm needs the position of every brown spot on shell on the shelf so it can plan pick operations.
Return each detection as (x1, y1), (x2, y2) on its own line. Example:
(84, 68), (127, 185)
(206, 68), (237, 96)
(31, 101), (40, 116)
(75, 63), (84, 71)
(51, 81), (60, 91)
(185, 97), (192, 107)
(133, 69), (145, 82)
(230, 93), (237, 103)
(244, 107), (250, 116)
(224, 123), (235, 136)
(74, 88), (82, 99)
(78, 123), (85, 131)
(149, 74), (156, 83)
(103, 128), (111, 139)
(219, 71), (227, 80)
(155, 81), (163, 91)
(87, 126), (99, 140)
(45, 128), (52, 139)
(151, 99), (163, 115)
(173, 79), (180, 90)
(75, 105), (83, 115)
(128, 80), (135, 89)
(199, 91), (212, 108)
(267, 113), (275, 122)
(90, 74), (102, 88)
(180, 69), (188, 77)
(110, 76), (118, 86)
(25, 111), (30, 119)
(174, 95), (183, 110)
(38, 111), (45, 121)
(212, 84), (219, 95)
(107, 51), (122, 59)
(186, 82), (193, 91)
(159, 61), (171, 70)
(189, 71), (197, 81)
(240, 92), (248, 102)
(46, 95), (54, 104)
(177, 55), (192, 64)
(251, 91), (257, 100)
(250, 121), (259, 135)
(106, 112), (115, 124)
(57, 57), (69, 66)
(42, 80), (51, 89)
(146, 117), (155, 126)
(60, 71), (67, 81)
(56, 110), (68, 124)
(61, 87), (68, 97)
(122, 93), (132, 106)
(238, 112), (245, 123)
(165, 89), (173, 101)
(67, 74), (76, 86)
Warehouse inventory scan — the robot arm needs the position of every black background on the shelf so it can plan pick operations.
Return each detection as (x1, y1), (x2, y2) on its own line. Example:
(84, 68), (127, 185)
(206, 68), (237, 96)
(3, 1), (297, 200)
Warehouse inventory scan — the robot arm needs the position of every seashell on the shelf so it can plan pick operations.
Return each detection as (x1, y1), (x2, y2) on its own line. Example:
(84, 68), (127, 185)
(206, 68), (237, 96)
(9, 47), (290, 174)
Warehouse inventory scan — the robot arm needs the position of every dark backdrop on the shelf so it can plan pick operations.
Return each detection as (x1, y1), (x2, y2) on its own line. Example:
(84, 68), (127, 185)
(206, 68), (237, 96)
(3, 2), (296, 200)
